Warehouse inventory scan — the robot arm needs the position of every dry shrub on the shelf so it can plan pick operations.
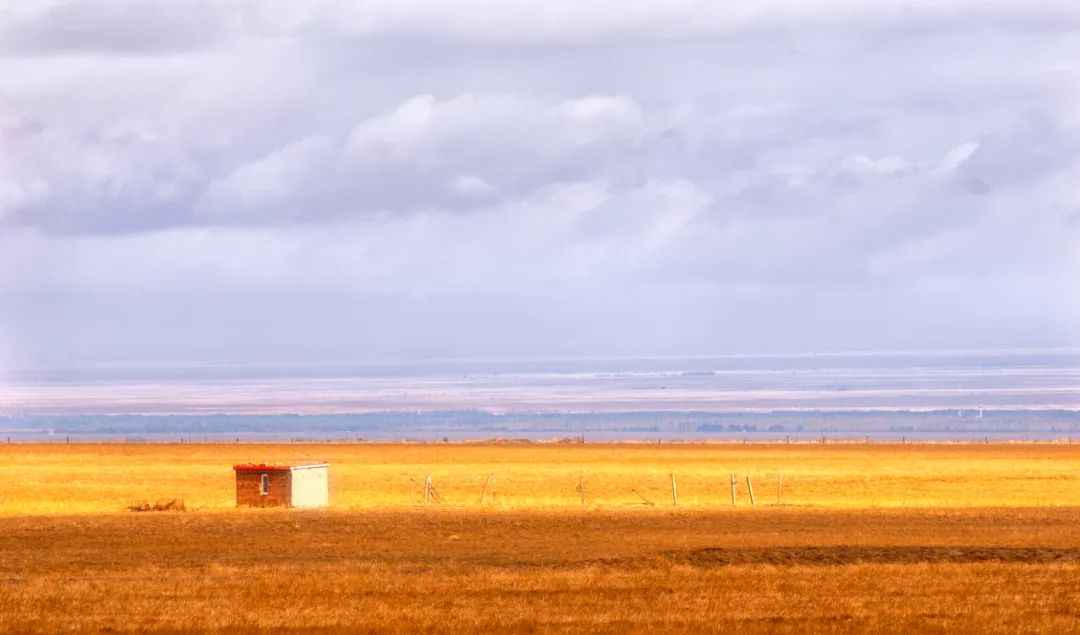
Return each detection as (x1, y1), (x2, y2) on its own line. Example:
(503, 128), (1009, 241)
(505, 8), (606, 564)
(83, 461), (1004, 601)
(127, 498), (186, 512)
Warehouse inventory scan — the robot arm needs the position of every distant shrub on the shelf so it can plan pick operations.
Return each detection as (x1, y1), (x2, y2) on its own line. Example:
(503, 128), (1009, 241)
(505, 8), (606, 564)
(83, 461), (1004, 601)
(127, 498), (186, 512)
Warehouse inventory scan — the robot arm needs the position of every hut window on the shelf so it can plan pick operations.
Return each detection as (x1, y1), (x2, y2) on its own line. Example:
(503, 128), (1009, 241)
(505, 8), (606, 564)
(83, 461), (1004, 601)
(260, 474), (270, 495)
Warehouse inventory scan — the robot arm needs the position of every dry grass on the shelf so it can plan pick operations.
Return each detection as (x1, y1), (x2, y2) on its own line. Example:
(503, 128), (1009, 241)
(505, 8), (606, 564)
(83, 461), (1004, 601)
(1, 443), (1079, 632)
(1, 441), (1078, 514)
(1, 508), (1078, 633)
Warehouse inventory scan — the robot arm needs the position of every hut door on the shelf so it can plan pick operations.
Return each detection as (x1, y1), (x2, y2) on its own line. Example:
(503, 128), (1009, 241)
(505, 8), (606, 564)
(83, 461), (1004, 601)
(260, 474), (270, 495)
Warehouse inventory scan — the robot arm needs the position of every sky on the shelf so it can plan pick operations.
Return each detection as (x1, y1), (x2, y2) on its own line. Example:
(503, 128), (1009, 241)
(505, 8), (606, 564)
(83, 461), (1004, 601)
(1, 1), (1079, 372)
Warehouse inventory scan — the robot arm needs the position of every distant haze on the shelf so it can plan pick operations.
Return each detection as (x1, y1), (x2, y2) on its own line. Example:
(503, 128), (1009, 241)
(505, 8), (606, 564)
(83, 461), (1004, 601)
(2, 1), (1079, 372)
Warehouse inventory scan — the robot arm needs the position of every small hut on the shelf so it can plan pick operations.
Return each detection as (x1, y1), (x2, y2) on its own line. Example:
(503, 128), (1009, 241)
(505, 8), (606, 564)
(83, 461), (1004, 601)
(233, 463), (329, 508)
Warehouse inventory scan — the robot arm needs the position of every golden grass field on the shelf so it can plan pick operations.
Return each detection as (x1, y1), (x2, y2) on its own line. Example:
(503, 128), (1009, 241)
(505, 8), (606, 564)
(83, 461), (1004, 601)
(2, 441), (1079, 514)
(1, 442), (1079, 632)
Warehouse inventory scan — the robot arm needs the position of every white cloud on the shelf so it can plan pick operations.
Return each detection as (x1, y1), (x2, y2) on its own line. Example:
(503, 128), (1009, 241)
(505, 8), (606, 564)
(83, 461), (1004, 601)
(0, 178), (47, 220)
(451, 175), (495, 197)
(345, 93), (647, 165)
(199, 136), (335, 216)
(345, 94), (441, 162)
(1, 1), (1079, 365)
(938, 142), (980, 174)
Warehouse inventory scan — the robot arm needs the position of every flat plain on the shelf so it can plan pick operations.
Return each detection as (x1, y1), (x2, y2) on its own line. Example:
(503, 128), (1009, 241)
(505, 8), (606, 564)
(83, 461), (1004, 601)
(4, 441), (1080, 514)
(1, 442), (1079, 632)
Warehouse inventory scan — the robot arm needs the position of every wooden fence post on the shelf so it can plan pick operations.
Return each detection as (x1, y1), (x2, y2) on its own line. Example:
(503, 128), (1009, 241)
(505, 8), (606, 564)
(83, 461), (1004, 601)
(424, 475), (433, 503)
(777, 475), (783, 506)
(730, 474), (737, 507)
(479, 473), (493, 505)
(576, 475), (586, 506)
(670, 473), (678, 507)
(746, 476), (756, 506)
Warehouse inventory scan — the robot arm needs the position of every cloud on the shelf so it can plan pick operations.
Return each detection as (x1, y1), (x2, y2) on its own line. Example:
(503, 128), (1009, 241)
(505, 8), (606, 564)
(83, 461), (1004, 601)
(1, 1), (1079, 368)
(6, 1), (1079, 59)
(243, 1), (1080, 43)
(451, 175), (495, 198)
(193, 93), (653, 223)
(0, 1), (234, 55)
(198, 136), (335, 219)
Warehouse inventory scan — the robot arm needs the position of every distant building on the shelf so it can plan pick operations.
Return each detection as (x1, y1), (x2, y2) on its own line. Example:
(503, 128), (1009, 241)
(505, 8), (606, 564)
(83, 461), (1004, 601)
(233, 463), (329, 508)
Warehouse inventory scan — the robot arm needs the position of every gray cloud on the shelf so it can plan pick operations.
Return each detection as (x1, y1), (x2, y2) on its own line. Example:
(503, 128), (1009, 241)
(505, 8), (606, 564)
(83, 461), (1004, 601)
(0, 1), (232, 56)
(1, 1), (1078, 369)
(6, 1), (1080, 59)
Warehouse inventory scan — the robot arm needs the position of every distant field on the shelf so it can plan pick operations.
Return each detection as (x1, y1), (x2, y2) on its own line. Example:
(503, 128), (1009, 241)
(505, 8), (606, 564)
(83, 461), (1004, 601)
(1, 442), (1078, 514)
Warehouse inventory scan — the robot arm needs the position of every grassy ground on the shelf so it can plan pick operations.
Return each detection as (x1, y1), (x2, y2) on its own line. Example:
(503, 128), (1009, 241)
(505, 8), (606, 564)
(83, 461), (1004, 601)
(1, 443), (1078, 632)
(1, 442), (1078, 514)
(1, 508), (1078, 632)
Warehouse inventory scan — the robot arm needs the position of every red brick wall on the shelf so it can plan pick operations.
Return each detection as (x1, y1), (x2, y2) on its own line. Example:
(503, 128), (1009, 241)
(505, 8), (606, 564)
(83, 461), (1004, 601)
(235, 470), (292, 507)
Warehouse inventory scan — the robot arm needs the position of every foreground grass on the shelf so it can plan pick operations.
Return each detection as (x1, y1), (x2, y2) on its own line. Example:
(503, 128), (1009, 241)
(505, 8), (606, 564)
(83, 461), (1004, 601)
(1, 508), (1078, 633)
(2, 444), (1079, 632)
(1, 442), (1079, 514)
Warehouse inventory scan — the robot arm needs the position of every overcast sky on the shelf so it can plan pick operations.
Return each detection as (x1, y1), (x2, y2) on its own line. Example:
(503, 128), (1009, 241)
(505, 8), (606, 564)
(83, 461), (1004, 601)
(1, 1), (1079, 371)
